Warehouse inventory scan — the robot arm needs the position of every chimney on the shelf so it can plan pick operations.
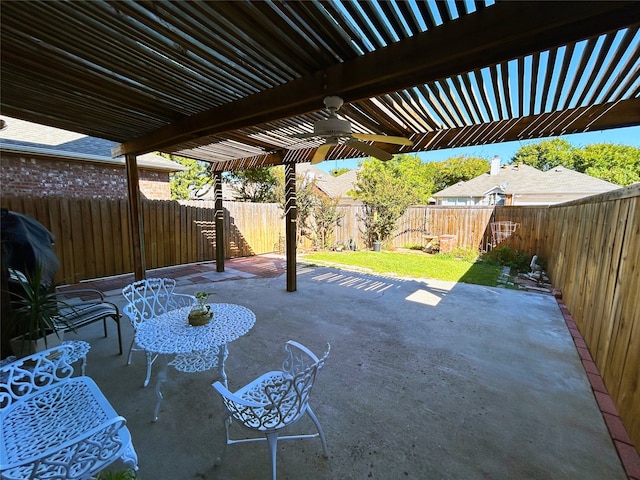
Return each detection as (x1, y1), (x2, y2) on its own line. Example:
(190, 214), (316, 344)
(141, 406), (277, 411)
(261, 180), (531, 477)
(490, 155), (501, 176)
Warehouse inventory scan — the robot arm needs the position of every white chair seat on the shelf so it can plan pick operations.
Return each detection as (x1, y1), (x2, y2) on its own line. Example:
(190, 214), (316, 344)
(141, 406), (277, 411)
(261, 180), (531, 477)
(231, 371), (305, 430)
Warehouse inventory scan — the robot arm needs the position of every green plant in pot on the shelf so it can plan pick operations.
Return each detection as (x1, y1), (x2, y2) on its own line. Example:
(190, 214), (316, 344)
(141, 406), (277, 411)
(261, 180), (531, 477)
(95, 467), (137, 480)
(7, 265), (73, 357)
(188, 291), (213, 326)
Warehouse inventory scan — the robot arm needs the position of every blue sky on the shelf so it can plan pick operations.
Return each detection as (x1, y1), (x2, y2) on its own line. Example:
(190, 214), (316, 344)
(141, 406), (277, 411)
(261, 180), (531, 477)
(314, 125), (640, 173)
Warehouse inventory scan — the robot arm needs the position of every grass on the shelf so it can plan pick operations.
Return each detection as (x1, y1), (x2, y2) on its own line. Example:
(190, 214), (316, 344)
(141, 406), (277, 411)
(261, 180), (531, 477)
(302, 250), (502, 286)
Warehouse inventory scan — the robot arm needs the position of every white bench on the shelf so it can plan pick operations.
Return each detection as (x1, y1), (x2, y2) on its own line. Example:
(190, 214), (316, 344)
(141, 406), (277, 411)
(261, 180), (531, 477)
(1, 340), (91, 377)
(0, 344), (137, 479)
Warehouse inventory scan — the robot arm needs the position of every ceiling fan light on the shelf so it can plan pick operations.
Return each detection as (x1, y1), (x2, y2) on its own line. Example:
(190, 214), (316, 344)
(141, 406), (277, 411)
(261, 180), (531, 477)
(314, 117), (351, 135)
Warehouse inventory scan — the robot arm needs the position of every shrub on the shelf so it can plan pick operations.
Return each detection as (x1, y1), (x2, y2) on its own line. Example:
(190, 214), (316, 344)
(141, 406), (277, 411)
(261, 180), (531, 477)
(403, 243), (425, 251)
(481, 246), (531, 272)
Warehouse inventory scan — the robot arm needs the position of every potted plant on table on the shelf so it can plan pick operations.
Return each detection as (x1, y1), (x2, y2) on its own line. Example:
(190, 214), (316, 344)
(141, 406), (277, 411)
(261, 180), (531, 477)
(7, 265), (72, 357)
(188, 291), (214, 326)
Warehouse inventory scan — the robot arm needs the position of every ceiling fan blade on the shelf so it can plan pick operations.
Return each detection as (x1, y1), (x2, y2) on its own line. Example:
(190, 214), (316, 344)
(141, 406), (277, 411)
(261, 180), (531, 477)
(311, 143), (333, 164)
(352, 133), (413, 146)
(345, 139), (394, 161)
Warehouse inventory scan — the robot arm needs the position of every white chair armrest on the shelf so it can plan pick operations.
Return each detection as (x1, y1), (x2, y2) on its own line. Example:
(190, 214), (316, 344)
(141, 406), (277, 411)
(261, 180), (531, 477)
(212, 381), (264, 408)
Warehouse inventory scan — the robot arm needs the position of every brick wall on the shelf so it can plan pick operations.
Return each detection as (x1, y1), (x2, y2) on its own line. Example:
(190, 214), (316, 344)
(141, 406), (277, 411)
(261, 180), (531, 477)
(0, 154), (171, 200)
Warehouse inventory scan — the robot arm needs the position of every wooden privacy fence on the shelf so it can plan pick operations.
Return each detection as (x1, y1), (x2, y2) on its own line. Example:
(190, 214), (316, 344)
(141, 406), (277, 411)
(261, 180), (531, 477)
(539, 186), (640, 451)
(0, 196), (561, 284)
(0, 197), (284, 284)
(334, 205), (497, 251)
(2, 188), (638, 449)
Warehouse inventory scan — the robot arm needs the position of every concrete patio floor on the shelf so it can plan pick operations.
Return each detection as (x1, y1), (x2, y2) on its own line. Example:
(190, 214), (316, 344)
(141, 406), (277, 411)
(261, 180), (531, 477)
(66, 255), (627, 479)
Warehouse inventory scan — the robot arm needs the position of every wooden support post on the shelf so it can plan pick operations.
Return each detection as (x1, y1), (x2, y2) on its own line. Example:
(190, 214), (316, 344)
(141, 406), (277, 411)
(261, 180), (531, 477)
(285, 163), (297, 292)
(125, 153), (146, 280)
(214, 172), (225, 272)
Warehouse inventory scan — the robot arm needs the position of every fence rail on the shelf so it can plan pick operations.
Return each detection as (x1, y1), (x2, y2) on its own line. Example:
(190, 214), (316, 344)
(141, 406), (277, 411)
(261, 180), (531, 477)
(2, 188), (638, 449)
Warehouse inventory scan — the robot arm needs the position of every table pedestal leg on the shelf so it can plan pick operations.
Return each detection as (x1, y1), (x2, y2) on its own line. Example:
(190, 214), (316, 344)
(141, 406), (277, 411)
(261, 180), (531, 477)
(153, 355), (169, 422)
(218, 344), (228, 388)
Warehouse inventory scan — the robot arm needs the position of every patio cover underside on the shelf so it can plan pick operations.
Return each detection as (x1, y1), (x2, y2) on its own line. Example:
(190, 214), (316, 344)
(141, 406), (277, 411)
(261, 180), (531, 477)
(1, 1), (639, 286)
(1, 1), (639, 171)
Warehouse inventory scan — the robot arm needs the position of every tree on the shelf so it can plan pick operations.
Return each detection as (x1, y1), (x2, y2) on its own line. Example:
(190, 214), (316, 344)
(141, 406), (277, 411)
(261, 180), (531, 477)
(510, 139), (639, 186)
(427, 155), (491, 192)
(166, 154), (212, 200)
(349, 155), (427, 247)
(575, 143), (640, 186)
(224, 167), (280, 202)
(273, 170), (345, 249)
(510, 138), (576, 171)
(312, 195), (344, 249)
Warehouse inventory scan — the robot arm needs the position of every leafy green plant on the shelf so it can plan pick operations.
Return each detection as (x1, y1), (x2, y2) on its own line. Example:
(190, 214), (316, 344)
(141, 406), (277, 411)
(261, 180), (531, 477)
(96, 468), (137, 480)
(194, 291), (212, 301)
(481, 246), (531, 272)
(312, 195), (345, 249)
(7, 265), (72, 348)
(403, 243), (425, 251)
(350, 156), (427, 248)
(165, 154), (212, 200)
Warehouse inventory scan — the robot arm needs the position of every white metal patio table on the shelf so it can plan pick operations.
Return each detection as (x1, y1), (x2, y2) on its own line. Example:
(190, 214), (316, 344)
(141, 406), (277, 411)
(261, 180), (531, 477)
(134, 303), (255, 421)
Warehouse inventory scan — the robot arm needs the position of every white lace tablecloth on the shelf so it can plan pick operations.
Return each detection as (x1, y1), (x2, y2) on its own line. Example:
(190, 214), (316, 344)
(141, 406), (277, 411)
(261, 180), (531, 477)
(135, 303), (256, 355)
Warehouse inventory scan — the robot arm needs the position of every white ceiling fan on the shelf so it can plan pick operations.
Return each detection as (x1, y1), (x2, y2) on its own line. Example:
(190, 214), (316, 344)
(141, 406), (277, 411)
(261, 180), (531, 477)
(294, 96), (413, 164)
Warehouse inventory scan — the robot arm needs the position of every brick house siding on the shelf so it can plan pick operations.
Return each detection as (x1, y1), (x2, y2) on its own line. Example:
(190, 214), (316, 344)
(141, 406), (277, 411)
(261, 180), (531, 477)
(0, 154), (171, 200)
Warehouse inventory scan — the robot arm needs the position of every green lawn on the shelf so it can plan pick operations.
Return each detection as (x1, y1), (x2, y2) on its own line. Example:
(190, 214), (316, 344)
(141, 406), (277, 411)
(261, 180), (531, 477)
(301, 250), (502, 286)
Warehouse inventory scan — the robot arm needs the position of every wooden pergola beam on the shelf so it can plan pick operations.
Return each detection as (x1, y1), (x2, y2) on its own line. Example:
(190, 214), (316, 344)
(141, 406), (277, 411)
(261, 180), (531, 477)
(114, 1), (639, 158)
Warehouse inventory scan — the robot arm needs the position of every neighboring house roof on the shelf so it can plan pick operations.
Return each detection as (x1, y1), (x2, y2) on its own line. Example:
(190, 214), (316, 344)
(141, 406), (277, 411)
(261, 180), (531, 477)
(0, 116), (186, 172)
(541, 166), (620, 193)
(433, 163), (619, 198)
(296, 163), (360, 202)
(433, 164), (544, 197)
(192, 182), (240, 201)
(324, 169), (360, 200)
(296, 164), (332, 195)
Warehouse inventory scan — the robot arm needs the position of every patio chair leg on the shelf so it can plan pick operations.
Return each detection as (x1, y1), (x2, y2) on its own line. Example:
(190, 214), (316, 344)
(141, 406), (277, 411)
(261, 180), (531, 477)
(266, 432), (279, 480)
(306, 406), (328, 458)
(144, 352), (153, 388)
(126, 339), (135, 366)
(114, 314), (123, 355)
(103, 318), (108, 337)
(215, 415), (232, 467)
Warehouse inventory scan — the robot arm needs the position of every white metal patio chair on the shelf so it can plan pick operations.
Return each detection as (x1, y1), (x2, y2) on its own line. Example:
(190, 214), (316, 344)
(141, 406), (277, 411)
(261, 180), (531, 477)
(0, 344), (138, 480)
(122, 277), (225, 386)
(122, 277), (197, 386)
(212, 340), (330, 480)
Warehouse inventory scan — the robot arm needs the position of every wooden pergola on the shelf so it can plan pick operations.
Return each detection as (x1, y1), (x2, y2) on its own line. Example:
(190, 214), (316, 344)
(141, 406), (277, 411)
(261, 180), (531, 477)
(2, 1), (639, 291)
